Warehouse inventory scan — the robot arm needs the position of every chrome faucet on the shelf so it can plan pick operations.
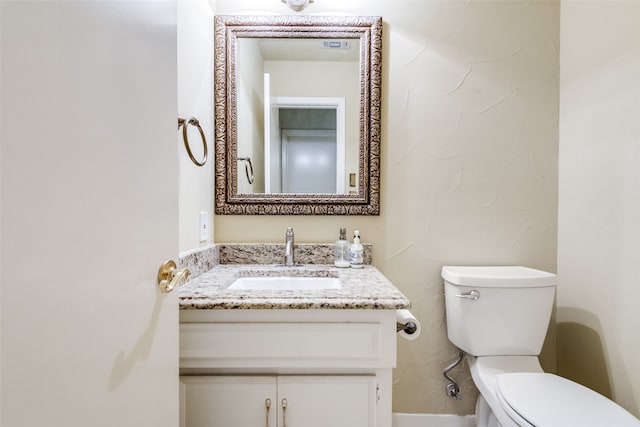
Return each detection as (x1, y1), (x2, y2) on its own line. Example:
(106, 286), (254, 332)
(284, 227), (295, 266)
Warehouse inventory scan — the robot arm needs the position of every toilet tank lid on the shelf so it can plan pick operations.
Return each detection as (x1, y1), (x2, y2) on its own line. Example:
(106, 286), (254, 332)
(441, 266), (556, 287)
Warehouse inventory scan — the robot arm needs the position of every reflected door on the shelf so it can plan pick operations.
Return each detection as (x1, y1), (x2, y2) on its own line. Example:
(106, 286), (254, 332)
(282, 129), (337, 193)
(263, 92), (346, 194)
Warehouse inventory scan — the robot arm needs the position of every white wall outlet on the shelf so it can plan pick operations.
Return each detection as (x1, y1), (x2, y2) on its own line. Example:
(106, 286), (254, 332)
(199, 211), (209, 242)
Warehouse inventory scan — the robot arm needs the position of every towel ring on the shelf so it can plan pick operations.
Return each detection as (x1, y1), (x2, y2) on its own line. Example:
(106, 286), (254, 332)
(178, 117), (208, 167)
(238, 156), (255, 184)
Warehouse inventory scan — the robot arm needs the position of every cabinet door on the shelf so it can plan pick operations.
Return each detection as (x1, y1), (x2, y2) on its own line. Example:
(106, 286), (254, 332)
(181, 376), (277, 427)
(277, 376), (376, 427)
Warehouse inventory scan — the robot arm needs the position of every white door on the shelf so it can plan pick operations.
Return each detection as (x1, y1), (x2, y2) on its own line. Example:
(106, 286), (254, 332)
(281, 130), (338, 193)
(1, 2), (179, 426)
(264, 73), (282, 193)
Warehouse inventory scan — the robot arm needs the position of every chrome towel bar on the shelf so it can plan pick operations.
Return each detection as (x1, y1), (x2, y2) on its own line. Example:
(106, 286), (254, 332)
(238, 156), (255, 184)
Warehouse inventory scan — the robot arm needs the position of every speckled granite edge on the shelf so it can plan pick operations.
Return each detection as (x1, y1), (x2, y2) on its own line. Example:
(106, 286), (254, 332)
(179, 264), (411, 310)
(218, 243), (372, 265)
(178, 244), (219, 279)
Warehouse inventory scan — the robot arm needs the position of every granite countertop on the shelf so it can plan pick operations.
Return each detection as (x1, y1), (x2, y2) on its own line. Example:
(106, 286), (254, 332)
(179, 264), (411, 310)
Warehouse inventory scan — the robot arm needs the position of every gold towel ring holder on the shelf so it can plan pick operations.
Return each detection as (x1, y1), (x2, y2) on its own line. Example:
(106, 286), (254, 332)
(178, 117), (208, 167)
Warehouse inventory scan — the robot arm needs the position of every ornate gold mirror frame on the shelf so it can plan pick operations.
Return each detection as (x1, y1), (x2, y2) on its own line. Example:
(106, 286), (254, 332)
(214, 15), (382, 215)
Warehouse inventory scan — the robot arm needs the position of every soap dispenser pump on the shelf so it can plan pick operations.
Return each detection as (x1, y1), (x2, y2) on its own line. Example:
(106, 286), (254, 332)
(334, 228), (350, 268)
(350, 230), (364, 268)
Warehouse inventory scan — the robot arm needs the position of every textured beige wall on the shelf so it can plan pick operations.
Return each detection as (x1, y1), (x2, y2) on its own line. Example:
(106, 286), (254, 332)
(214, 0), (559, 415)
(558, 0), (640, 418)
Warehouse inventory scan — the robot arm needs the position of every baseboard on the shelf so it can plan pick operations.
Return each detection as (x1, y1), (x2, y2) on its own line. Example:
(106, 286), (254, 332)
(392, 412), (476, 427)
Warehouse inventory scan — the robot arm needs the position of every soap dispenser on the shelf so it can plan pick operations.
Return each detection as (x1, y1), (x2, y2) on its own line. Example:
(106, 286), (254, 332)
(334, 228), (350, 268)
(349, 230), (364, 268)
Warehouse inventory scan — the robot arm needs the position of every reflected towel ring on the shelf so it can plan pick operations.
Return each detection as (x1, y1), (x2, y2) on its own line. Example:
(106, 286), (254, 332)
(238, 157), (254, 184)
(178, 117), (208, 167)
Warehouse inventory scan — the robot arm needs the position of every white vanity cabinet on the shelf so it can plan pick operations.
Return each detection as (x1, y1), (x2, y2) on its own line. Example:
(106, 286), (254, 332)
(179, 309), (397, 427)
(180, 375), (376, 427)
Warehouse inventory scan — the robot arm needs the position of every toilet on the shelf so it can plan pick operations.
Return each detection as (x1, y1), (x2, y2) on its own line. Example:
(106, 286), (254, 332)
(442, 266), (640, 427)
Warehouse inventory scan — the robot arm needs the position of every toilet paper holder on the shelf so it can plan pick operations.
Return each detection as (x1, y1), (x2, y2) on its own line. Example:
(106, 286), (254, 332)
(396, 321), (418, 335)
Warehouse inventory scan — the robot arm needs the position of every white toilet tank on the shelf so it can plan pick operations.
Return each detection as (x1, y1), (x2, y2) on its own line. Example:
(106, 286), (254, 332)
(442, 266), (556, 356)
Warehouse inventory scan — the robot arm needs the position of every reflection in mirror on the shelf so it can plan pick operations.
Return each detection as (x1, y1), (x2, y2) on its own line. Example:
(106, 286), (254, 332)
(214, 15), (381, 215)
(269, 105), (341, 193)
(236, 38), (360, 195)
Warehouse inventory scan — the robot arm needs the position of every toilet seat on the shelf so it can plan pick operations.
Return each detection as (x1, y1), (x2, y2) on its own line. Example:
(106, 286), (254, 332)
(497, 372), (640, 427)
(469, 356), (544, 427)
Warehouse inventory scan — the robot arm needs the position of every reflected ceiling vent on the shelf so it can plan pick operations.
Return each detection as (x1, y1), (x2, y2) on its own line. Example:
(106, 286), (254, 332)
(322, 41), (351, 49)
(282, 0), (314, 12)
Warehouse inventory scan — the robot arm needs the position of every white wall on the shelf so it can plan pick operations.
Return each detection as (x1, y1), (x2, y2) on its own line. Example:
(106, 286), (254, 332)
(214, 0), (559, 415)
(236, 38), (265, 193)
(558, 0), (640, 417)
(0, 1), (3, 415)
(178, 0), (215, 252)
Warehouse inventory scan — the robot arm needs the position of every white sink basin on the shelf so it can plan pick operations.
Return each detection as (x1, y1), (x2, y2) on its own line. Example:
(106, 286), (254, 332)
(228, 276), (341, 291)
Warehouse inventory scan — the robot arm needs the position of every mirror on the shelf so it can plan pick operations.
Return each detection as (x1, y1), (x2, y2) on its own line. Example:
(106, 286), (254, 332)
(214, 15), (381, 215)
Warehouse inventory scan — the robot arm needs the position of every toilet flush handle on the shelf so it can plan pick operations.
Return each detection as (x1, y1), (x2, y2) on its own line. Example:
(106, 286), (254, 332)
(455, 290), (480, 300)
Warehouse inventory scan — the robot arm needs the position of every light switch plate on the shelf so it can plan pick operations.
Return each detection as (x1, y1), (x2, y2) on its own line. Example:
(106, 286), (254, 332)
(199, 211), (208, 241)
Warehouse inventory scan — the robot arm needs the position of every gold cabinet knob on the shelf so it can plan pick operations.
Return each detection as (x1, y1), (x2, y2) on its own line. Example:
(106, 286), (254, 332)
(157, 260), (190, 293)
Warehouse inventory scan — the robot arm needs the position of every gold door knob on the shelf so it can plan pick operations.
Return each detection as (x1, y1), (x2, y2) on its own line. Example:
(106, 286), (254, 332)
(157, 260), (190, 293)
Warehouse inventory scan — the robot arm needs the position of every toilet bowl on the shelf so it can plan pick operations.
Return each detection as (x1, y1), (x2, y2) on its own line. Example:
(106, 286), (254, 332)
(442, 266), (640, 427)
(469, 356), (543, 427)
(498, 370), (640, 427)
(469, 355), (640, 427)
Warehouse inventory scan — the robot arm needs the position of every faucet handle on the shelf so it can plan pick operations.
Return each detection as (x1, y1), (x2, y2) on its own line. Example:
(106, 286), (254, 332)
(284, 227), (295, 266)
